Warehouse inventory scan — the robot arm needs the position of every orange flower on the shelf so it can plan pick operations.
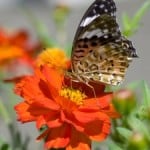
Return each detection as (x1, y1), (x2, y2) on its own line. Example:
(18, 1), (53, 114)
(0, 28), (42, 79)
(0, 29), (9, 44)
(14, 65), (119, 150)
(0, 28), (41, 65)
(0, 45), (24, 66)
(0, 28), (41, 52)
(36, 48), (69, 70)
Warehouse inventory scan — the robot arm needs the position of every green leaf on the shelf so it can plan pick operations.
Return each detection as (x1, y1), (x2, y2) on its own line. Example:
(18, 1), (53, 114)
(122, 0), (150, 37)
(126, 80), (143, 90)
(0, 144), (10, 150)
(30, 18), (57, 47)
(108, 140), (123, 150)
(116, 127), (132, 140)
(128, 116), (150, 139)
(131, 1), (150, 29)
(122, 13), (131, 30)
(22, 8), (57, 48)
(64, 44), (72, 58)
(142, 81), (150, 107)
(0, 99), (11, 124)
(122, 13), (132, 36)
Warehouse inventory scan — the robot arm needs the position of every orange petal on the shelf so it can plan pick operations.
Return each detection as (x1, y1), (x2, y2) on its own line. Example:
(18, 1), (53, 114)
(36, 116), (46, 129)
(37, 124), (71, 149)
(36, 112), (62, 129)
(30, 98), (60, 111)
(67, 128), (91, 150)
(42, 66), (63, 91)
(47, 118), (62, 128)
(83, 95), (120, 118)
(80, 94), (113, 111)
(14, 76), (41, 103)
(14, 102), (36, 123)
(35, 109), (62, 129)
(28, 102), (58, 115)
(0, 29), (8, 44)
(14, 73), (59, 105)
(97, 94), (113, 109)
(0, 45), (24, 63)
(84, 113), (111, 141)
(73, 111), (102, 124)
(70, 111), (110, 135)
(101, 104), (120, 118)
(10, 30), (28, 47)
(42, 66), (63, 99)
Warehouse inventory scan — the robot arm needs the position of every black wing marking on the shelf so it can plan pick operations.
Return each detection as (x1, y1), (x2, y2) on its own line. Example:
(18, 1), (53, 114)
(77, 15), (121, 44)
(72, 15), (121, 64)
(73, 0), (117, 43)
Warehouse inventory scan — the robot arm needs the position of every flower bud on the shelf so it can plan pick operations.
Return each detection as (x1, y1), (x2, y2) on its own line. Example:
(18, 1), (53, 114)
(127, 132), (148, 150)
(112, 89), (136, 115)
(53, 3), (70, 27)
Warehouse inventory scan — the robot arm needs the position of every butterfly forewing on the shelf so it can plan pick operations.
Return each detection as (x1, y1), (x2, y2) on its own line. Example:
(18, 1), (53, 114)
(74, 0), (117, 42)
(72, 15), (121, 64)
(70, 0), (137, 86)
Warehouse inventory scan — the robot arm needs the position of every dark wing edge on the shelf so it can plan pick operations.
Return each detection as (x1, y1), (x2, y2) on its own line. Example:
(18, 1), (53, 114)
(73, 0), (117, 45)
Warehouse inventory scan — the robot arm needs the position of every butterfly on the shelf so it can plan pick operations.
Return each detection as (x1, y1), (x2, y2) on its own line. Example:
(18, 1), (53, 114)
(69, 0), (138, 86)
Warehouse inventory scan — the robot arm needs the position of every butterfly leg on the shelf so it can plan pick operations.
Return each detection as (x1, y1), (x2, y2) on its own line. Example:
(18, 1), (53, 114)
(85, 82), (96, 98)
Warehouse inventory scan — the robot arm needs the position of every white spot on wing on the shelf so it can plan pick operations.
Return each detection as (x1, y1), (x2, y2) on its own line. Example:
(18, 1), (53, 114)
(104, 35), (108, 39)
(100, 4), (105, 8)
(80, 15), (99, 27)
(103, 29), (109, 33)
(81, 29), (102, 38)
(104, 9), (108, 13)
(127, 57), (132, 61)
(111, 12), (115, 16)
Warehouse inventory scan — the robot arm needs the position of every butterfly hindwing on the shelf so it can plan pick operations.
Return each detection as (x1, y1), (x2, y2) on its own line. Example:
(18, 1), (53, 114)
(75, 43), (132, 85)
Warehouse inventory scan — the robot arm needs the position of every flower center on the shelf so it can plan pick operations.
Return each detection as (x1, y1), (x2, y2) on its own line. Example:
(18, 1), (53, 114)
(36, 48), (68, 69)
(59, 87), (87, 106)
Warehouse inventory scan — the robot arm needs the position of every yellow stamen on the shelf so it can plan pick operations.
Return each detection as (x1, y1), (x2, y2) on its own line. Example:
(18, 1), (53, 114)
(36, 48), (68, 69)
(59, 87), (87, 106)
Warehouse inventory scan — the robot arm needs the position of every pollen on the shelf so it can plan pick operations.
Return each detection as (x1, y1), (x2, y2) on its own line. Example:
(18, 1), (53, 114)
(59, 87), (87, 106)
(36, 48), (68, 69)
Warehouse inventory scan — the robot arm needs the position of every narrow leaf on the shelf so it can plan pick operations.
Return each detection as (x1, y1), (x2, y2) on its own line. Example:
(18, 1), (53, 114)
(131, 1), (150, 28)
(142, 81), (150, 107)
(122, 13), (131, 30)
(0, 100), (11, 124)
(108, 140), (123, 150)
(116, 127), (132, 140)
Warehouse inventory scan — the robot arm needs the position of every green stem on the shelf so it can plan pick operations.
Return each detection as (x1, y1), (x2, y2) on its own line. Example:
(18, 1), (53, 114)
(0, 99), (11, 124)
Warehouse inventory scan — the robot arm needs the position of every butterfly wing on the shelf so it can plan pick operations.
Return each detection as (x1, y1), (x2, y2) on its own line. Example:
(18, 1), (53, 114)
(73, 42), (132, 85)
(72, 14), (121, 71)
(71, 0), (137, 85)
(73, 0), (117, 44)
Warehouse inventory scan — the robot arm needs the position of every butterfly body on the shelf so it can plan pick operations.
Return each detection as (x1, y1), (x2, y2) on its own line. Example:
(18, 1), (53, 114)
(70, 0), (137, 86)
